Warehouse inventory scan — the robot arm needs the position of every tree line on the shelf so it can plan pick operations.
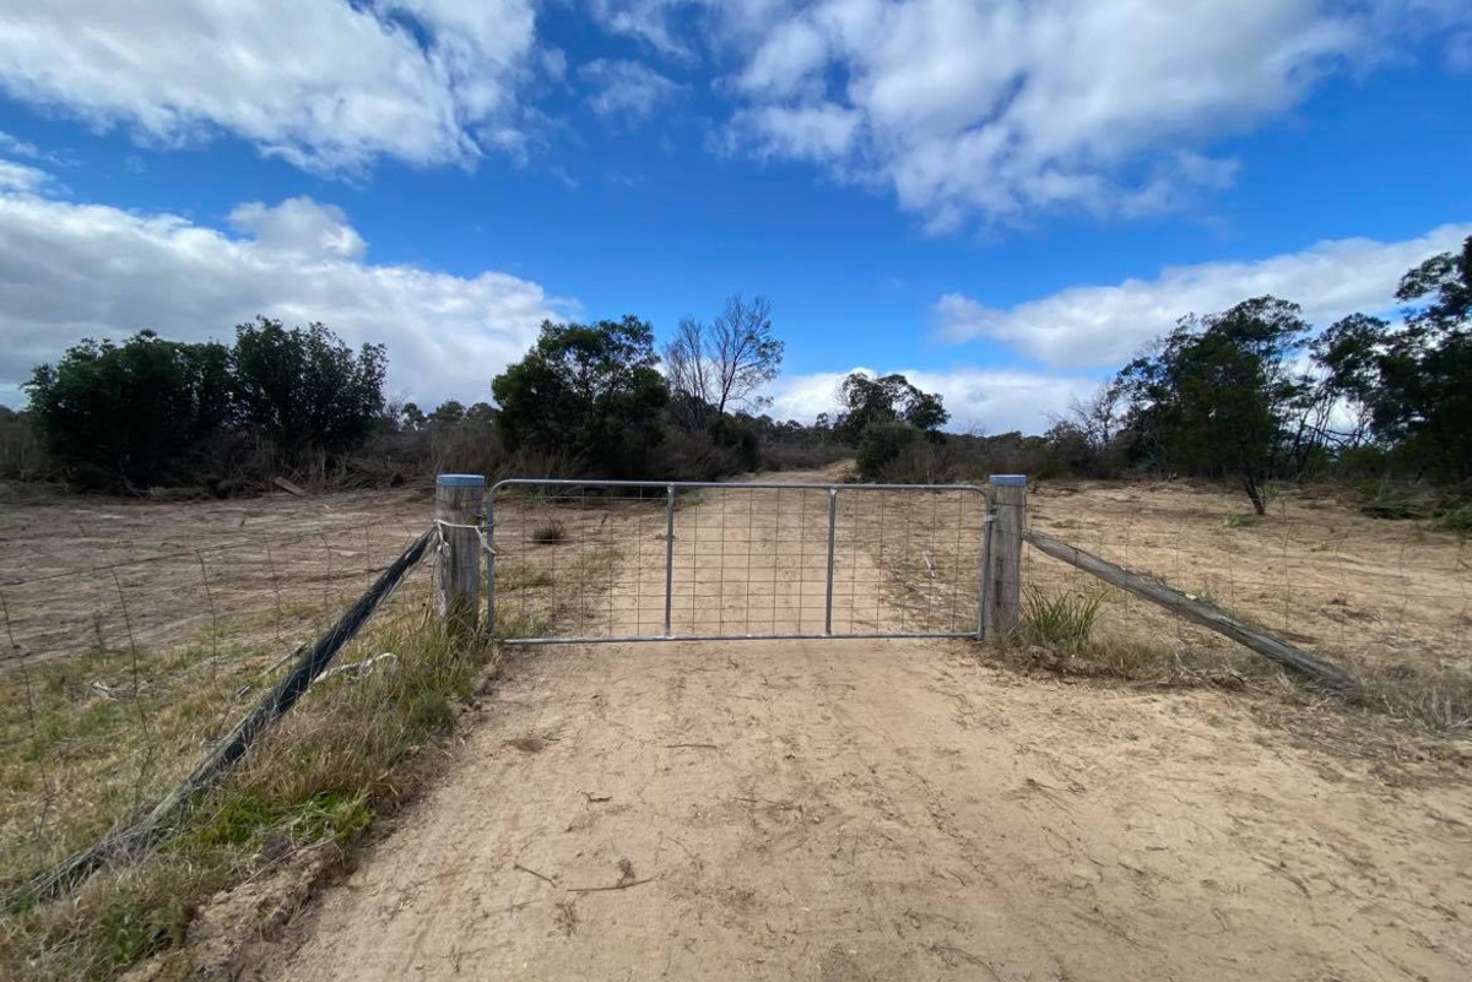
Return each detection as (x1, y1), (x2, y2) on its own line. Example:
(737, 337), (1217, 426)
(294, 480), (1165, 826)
(1042, 234), (1471, 513)
(7, 235), (1467, 504)
(23, 319), (386, 490)
(11, 296), (930, 492)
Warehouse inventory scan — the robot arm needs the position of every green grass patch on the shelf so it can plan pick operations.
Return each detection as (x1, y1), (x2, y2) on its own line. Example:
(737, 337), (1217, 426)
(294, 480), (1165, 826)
(1439, 503), (1472, 535)
(1014, 587), (1105, 652)
(0, 591), (500, 981)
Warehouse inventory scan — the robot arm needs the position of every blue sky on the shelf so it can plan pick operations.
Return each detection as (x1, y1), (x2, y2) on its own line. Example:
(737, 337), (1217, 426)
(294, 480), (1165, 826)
(1, 1), (1469, 432)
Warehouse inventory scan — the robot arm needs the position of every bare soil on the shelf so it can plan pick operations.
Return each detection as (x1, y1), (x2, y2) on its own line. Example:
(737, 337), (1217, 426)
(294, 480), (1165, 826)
(0, 485), (432, 667)
(258, 470), (1471, 981)
(1025, 479), (1472, 677)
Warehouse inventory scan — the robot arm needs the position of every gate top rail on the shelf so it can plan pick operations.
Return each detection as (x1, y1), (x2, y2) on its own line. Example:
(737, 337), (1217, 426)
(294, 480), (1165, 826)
(489, 478), (989, 495)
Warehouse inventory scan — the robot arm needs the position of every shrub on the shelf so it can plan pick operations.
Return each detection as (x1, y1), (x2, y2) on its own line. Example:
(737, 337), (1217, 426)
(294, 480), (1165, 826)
(0, 407), (49, 481)
(705, 414), (761, 473)
(856, 421), (922, 479)
(1440, 502), (1472, 534)
(532, 520), (566, 544)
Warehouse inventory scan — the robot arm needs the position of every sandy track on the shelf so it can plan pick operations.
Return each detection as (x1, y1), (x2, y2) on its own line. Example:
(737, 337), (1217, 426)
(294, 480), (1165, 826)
(271, 475), (1472, 981)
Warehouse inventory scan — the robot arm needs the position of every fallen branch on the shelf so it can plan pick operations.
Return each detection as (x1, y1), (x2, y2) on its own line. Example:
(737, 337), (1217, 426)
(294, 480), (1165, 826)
(566, 877), (657, 893)
(513, 863), (559, 887)
(10, 528), (435, 911)
(1023, 529), (1358, 691)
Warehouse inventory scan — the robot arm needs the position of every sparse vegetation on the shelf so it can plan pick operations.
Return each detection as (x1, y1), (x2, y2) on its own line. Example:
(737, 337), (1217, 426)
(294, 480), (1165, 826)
(1014, 587), (1106, 651)
(0, 594), (509, 980)
(1350, 665), (1472, 736)
(531, 520), (567, 544)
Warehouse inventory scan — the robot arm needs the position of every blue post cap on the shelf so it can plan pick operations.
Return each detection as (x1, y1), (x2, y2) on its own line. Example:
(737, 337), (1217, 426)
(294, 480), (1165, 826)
(989, 474), (1027, 486)
(436, 473), (486, 487)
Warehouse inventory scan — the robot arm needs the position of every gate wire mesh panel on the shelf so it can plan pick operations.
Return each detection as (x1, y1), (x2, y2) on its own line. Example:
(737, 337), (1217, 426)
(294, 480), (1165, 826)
(487, 481), (989, 643)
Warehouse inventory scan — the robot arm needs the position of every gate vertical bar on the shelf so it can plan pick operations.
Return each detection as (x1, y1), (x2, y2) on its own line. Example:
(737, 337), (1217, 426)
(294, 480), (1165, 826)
(824, 488), (838, 636)
(662, 483), (676, 637)
(485, 487), (496, 636)
(976, 494), (994, 641)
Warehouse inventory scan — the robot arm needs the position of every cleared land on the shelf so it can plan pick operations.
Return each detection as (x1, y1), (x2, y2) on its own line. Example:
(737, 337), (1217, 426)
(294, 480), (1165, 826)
(264, 470), (1469, 981)
(1025, 480), (1471, 678)
(1, 472), (1468, 980)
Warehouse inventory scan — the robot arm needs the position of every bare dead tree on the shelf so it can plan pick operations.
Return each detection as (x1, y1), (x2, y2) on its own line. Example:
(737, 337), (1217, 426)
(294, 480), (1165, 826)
(710, 295), (782, 415)
(662, 295), (784, 429)
(1066, 382), (1123, 451)
(663, 318), (714, 430)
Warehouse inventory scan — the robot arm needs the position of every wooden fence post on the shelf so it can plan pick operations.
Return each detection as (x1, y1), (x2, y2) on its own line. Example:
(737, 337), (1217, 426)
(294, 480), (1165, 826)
(435, 473), (485, 633)
(986, 474), (1027, 638)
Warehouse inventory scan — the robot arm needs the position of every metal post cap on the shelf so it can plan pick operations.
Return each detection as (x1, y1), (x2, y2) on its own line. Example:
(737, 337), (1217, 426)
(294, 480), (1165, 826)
(436, 473), (486, 487)
(989, 474), (1027, 486)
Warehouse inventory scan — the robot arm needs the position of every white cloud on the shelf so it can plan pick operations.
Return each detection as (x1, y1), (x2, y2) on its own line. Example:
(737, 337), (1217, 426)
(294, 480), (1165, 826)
(0, 130), (50, 162)
(692, 0), (1467, 229)
(0, 158), (52, 194)
(0, 1), (538, 174)
(729, 103), (863, 163)
(0, 185), (569, 408)
(768, 366), (1098, 435)
(227, 197), (367, 261)
(934, 222), (1472, 368)
(579, 60), (684, 121)
(587, 0), (701, 59)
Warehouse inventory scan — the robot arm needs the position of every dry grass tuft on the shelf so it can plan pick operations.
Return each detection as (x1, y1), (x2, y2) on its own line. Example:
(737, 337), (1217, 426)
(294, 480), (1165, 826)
(0, 602), (507, 981)
(998, 588), (1472, 742)
(1013, 587), (1105, 652)
(1348, 665), (1472, 736)
(531, 520), (567, 544)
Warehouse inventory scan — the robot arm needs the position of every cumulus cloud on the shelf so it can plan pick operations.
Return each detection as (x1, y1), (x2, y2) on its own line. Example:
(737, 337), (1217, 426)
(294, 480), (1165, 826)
(579, 60), (684, 121)
(616, 0), (1467, 230)
(730, 0), (1365, 227)
(0, 185), (568, 408)
(0, 0), (538, 173)
(935, 223), (1472, 368)
(767, 367), (1099, 436)
(227, 197), (367, 261)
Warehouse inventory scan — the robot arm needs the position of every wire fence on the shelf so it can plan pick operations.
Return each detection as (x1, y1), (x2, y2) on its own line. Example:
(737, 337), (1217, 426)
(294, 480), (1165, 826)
(4, 476), (1468, 895)
(0, 517), (435, 887)
(1023, 481), (1472, 679)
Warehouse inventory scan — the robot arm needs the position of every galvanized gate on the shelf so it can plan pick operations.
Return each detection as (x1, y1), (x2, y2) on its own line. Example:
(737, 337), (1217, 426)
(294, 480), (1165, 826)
(486, 480), (992, 644)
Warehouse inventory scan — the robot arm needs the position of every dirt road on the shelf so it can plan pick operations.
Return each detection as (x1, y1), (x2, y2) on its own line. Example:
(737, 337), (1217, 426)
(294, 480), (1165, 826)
(272, 474), (1471, 981)
(272, 641), (1470, 980)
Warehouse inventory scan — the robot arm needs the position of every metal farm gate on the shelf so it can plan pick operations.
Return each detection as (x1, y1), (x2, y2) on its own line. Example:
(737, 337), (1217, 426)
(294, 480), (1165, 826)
(486, 480), (994, 645)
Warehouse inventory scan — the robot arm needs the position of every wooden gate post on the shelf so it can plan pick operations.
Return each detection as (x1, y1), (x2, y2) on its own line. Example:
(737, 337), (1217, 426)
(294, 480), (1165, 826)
(435, 473), (485, 634)
(986, 474), (1027, 638)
